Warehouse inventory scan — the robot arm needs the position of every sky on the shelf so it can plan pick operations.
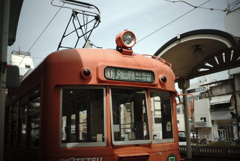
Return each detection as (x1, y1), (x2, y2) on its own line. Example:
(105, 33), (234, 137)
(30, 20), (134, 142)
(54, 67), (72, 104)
(7, 0), (233, 82)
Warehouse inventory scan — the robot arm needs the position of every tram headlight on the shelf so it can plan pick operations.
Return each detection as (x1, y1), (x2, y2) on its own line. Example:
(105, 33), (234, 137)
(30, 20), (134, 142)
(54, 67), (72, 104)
(115, 30), (136, 48)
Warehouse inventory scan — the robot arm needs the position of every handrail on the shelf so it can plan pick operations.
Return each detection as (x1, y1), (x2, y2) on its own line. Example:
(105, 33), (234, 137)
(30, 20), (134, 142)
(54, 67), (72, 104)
(142, 54), (172, 68)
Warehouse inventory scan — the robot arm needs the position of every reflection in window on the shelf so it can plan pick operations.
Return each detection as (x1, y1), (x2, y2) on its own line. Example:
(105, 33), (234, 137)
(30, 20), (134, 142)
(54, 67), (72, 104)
(61, 88), (105, 146)
(29, 88), (41, 148)
(176, 104), (183, 114)
(19, 96), (28, 147)
(6, 86), (41, 148)
(7, 103), (18, 146)
(151, 91), (173, 142)
(111, 88), (149, 145)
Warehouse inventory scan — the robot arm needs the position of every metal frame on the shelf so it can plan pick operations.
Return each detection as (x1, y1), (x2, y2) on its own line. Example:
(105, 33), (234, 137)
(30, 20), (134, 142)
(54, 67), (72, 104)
(51, 0), (101, 50)
(110, 87), (151, 146)
(60, 86), (107, 148)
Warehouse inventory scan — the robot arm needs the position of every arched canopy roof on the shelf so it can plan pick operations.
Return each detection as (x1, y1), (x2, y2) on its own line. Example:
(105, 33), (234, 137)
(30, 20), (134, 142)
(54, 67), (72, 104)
(154, 29), (240, 80)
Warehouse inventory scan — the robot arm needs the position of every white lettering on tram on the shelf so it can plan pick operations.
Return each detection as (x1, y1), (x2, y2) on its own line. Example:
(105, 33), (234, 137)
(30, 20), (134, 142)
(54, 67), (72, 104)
(60, 157), (103, 161)
(116, 70), (135, 81)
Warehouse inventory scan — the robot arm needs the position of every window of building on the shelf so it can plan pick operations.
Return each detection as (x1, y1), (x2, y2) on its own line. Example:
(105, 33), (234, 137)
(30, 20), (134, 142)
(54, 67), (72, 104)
(61, 87), (105, 147)
(176, 105), (183, 114)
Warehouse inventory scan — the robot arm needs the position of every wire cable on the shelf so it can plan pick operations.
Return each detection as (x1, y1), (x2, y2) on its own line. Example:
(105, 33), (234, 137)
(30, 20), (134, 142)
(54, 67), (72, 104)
(137, 0), (211, 44)
(165, 0), (228, 12)
(227, 0), (240, 12)
(18, 2), (64, 66)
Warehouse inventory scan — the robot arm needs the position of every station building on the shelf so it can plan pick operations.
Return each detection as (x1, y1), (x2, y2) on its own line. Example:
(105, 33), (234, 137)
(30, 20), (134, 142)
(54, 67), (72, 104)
(9, 50), (34, 79)
(177, 68), (240, 143)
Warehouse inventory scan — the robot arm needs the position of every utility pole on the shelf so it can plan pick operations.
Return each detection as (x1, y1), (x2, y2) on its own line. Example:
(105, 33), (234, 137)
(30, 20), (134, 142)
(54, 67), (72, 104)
(178, 78), (192, 160)
(0, 0), (10, 161)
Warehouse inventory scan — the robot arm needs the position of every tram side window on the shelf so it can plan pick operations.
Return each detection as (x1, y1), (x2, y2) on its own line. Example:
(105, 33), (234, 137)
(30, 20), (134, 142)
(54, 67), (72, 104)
(6, 102), (18, 146)
(111, 88), (149, 143)
(6, 87), (41, 148)
(19, 95), (28, 147)
(61, 88), (104, 144)
(151, 91), (173, 142)
(29, 88), (41, 148)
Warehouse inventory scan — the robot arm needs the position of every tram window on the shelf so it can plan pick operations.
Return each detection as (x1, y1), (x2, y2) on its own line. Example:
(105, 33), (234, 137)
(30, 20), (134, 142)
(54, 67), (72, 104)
(6, 103), (18, 146)
(19, 95), (28, 147)
(111, 88), (150, 145)
(6, 105), (12, 145)
(29, 88), (41, 148)
(151, 91), (173, 143)
(61, 88), (105, 146)
(5, 86), (41, 148)
(12, 103), (18, 146)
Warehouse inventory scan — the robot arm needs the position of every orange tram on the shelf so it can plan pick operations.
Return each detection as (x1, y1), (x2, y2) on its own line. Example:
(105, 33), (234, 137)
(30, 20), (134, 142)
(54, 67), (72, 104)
(5, 30), (180, 161)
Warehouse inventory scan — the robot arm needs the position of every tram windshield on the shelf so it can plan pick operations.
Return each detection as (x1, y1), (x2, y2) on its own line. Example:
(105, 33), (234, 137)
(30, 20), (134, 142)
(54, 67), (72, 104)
(61, 87), (105, 147)
(111, 88), (150, 145)
(60, 87), (174, 147)
(150, 91), (174, 143)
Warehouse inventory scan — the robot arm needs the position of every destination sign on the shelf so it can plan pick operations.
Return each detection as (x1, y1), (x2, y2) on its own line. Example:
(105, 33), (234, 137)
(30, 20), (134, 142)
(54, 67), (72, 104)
(104, 67), (154, 83)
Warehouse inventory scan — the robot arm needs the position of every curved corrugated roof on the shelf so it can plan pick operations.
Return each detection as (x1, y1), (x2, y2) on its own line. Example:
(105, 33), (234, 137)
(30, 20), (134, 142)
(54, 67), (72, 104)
(154, 29), (240, 80)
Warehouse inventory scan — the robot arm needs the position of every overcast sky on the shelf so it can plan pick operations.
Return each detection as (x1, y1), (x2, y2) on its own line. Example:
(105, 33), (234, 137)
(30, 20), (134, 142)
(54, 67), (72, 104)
(8, 0), (232, 82)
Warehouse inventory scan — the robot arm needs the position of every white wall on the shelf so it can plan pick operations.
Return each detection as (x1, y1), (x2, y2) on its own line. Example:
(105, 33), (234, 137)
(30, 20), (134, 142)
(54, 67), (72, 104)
(194, 99), (212, 128)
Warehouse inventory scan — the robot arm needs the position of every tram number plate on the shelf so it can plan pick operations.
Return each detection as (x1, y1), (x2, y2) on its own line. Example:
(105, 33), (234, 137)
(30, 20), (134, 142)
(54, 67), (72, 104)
(104, 67), (154, 83)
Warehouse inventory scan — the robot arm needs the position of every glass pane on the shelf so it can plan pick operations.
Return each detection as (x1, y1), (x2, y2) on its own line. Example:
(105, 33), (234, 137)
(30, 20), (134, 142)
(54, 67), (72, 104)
(151, 91), (173, 140)
(12, 102), (18, 146)
(29, 129), (39, 147)
(20, 105), (28, 117)
(12, 131), (17, 146)
(61, 88), (104, 144)
(30, 113), (40, 128)
(21, 116), (27, 130)
(19, 116), (27, 146)
(8, 106), (12, 129)
(19, 95), (28, 146)
(20, 96), (28, 117)
(111, 88), (149, 142)
(79, 111), (87, 141)
(19, 128), (27, 146)
(28, 88), (41, 148)
(29, 95), (40, 114)
(7, 132), (11, 145)
(12, 120), (17, 131)
(12, 103), (18, 120)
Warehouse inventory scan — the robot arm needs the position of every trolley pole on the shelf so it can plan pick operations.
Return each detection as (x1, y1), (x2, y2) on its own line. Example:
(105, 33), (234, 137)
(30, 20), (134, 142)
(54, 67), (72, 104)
(178, 78), (192, 160)
(0, 0), (10, 160)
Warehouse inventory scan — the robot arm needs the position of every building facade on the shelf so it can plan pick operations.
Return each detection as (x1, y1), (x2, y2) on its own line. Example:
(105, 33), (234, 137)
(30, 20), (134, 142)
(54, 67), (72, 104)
(177, 70), (240, 143)
(9, 50), (34, 79)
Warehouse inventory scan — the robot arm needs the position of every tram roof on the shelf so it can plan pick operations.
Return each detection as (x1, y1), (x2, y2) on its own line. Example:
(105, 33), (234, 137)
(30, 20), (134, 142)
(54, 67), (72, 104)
(154, 29), (240, 81)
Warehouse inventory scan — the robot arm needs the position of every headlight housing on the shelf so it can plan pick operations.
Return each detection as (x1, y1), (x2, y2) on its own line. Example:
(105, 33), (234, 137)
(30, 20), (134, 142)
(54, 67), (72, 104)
(115, 30), (136, 48)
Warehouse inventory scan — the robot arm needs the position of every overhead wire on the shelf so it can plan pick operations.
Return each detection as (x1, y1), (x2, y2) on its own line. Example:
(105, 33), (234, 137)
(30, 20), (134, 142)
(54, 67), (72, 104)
(165, 0), (228, 12)
(17, 0), (232, 63)
(18, 1), (65, 66)
(137, 0), (215, 44)
(227, 0), (240, 11)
